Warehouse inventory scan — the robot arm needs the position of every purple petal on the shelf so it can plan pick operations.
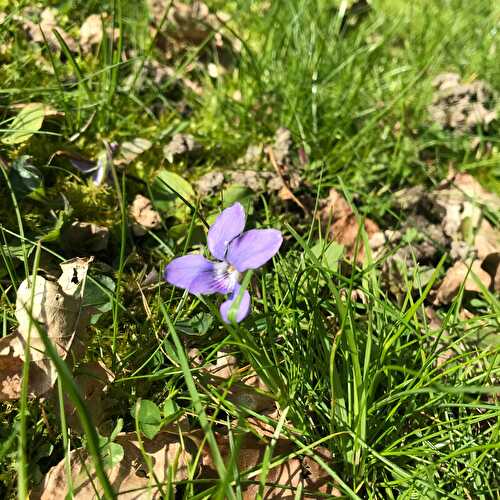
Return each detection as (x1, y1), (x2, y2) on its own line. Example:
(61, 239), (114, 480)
(226, 229), (282, 272)
(164, 254), (230, 294)
(70, 158), (97, 174)
(208, 203), (246, 260)
(92, 156), (108, 186)
(220, 285), (251, 323)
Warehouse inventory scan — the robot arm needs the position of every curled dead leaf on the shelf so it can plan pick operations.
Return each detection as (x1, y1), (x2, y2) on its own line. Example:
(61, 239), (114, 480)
(37, 432), (196, 499)
(475, 219), (500, 260)
(202, 434), (338, 499)
(61, 360), (115, 432)
(481, 253), (500, 292)
(80, 14), (103, 53)
(0, 335), (53, 400)
(21, 7), (78, 52)
(434, 260), (491, 305)
(115, 138), (152, 166)
(129, 195), (162, 236)
(319, 188), (379, 262)
(0, 258), (92, 400)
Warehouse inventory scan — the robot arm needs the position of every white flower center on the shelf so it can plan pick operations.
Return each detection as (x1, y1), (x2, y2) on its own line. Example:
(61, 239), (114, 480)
(213, 261), (240, 292)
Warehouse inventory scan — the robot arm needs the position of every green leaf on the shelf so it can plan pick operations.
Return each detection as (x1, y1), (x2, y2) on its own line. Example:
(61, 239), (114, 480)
(133, 399), (162, 439)
(98, 438), (124, 469)
(311, 241), (344, 272)
(83, 275), (116, 322)
(163, 398), (179, 418)
(9, 156), (44, 199)
(222, 184), (254, 211)
(2, 103), (45, 145)
(41, 202), (73, 242)
(152, 170), (195, 207)
(91, 419), (124, 470)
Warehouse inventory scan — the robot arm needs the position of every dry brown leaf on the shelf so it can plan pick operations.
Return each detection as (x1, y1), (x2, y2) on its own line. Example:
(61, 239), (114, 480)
(202, 434), (338, 499)
(0, 258), (92, 400)
(434, 260), (491, 305)
(211, 351), (238, 379)
(0, 337), (53, 400)
(37, 432), (195, 500)
(115, 138), (152, 166)
(61, 221), (109, 253)
(481, 252), (500, 292)
(80, 14), (103, 53)
(195, 351), (275, 413)
(61, 360), (114, 432)
(450, 172), (500, 212)
(320, 188), (379, 262)
(22, 7), (78, 52)
(129, 195), (162, 236)
(475, 220), (500, 260)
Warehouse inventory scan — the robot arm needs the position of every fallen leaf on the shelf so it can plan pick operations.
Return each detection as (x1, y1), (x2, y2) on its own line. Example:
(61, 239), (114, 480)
(37, 432), (195, 499)
(60, 360), (114, 432)
(475, 219), (500, 260)
(319, 188), (379, 262)
(166, 1), (214, 45)
(194, 352), (275, 413)
(0, 258), (92, 400)
(481, 252), (500, 292)
(61, 221), (110, 253)
(115, 138), (152, 166)
(434, 260), (491, 305)
(202, 434), (338, 499)
(80, 14), (103, 53)
(0, 338), (53, 400)
(210, 350), (238, 379)
(129, 194), (162, 236)
(21, 7), (78, 52)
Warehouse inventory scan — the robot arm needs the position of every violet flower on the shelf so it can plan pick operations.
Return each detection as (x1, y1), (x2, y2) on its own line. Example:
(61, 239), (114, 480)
(164, 203), (282, 323)
(69, 142), (118, 186)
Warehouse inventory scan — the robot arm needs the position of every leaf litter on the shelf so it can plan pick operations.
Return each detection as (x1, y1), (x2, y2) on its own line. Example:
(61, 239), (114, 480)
(0, 257), (92, 400)
(429, 73), (497, 132)
(129, 194), (162, 237)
